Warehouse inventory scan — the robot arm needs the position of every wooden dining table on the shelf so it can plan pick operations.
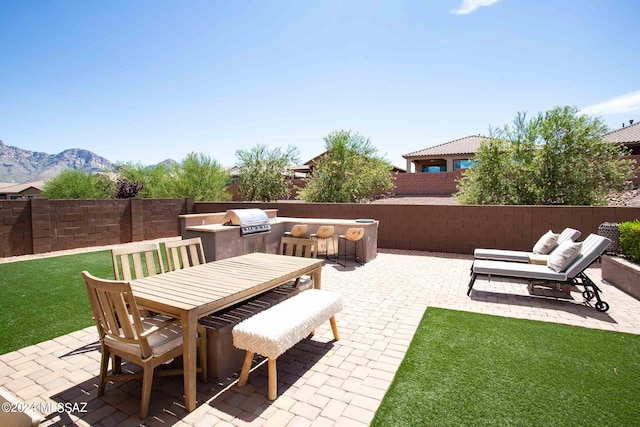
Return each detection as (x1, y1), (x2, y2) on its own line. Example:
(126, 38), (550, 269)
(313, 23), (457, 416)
(129, 252), (323, 412)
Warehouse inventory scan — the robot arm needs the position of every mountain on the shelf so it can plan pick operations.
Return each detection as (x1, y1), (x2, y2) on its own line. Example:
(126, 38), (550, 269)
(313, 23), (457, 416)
(153, 159), (179, 169)
(0, 140), (113, 182)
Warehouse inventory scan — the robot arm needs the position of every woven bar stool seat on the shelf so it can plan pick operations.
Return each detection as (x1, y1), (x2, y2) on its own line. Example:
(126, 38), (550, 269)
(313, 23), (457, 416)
(284, 224), (308, 239)
(310, 225), (336, 262)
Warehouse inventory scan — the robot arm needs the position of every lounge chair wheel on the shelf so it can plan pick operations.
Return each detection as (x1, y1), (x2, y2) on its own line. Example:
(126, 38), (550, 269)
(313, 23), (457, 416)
(595, 301), (609, 312)
(582, 290), (595, 301)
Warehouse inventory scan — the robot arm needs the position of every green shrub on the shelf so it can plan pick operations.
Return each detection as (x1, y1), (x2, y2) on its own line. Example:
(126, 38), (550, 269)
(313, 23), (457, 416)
(619, 220), (640, 264)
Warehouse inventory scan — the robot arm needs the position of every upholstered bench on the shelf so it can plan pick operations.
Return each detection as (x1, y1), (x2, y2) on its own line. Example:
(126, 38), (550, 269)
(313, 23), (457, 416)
(232, 289), (343, 399)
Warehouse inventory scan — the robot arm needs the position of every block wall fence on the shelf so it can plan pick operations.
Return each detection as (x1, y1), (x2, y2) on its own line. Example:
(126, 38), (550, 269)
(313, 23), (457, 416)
(391, 171), (463, 196)
(1, 198), (639, 258)
(0, 198), (193, 257)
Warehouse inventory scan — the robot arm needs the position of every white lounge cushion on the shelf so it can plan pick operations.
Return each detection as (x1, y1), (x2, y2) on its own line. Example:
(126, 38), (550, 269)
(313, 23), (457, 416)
(532, 230), (560, 254)
(473, 249), (530, 263)
(557, 228), (581, 245)
(547, 241), (583, 272)
(233, 289), (342, 359)
(472, 259), (568, 281)
(474, 228), (581, 263)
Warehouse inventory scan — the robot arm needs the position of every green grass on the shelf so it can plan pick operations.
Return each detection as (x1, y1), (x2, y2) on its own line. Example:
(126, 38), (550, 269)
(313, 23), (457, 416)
(372, 308), (640, 427)
(0, 251), (115, 355)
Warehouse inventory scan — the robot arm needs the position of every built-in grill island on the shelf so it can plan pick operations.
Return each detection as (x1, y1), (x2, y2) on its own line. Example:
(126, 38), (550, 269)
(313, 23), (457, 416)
(180, 208), (379, 263)
(223, 208), (272, 236)
(223, 208), (271, 254)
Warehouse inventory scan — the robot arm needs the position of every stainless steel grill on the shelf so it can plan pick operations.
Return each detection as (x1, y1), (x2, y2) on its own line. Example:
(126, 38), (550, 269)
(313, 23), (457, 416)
(224, 209), (272, 236)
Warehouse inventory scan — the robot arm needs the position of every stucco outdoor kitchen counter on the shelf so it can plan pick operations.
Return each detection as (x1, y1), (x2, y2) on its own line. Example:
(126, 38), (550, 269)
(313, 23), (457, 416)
(180, 212), (378, 263)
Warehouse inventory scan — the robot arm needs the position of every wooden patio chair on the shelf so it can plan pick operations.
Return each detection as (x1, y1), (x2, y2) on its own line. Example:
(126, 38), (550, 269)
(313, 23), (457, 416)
(111, 243), (165, 281)
(164, 237), (206, 271)
(279, 237), (317, 290)
(81, 271), (207, 419)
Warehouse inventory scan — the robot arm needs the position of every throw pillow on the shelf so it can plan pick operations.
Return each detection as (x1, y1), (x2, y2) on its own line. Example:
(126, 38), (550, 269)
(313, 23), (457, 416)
(547, 241), (583, 272)
(532, 230), (560, 254)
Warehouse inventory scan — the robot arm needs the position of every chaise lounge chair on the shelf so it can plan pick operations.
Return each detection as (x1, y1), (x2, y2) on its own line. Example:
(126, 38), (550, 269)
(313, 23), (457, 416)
(468, 234), (611, 312)
(474, 228), (581, 263)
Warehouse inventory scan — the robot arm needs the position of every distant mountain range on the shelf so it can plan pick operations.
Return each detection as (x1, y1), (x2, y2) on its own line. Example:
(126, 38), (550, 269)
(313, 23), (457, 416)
(0, 140), (176, 183)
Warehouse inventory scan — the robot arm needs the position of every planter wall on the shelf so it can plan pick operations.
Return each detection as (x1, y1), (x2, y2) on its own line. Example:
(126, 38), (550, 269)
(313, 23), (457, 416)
(602, 255), (640, 301)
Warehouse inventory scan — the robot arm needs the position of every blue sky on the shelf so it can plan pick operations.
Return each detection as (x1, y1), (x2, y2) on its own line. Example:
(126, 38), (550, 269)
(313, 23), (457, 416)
(1, 0), (639, 170)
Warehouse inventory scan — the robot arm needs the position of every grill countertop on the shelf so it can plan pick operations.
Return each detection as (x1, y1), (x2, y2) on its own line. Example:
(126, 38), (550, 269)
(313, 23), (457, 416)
(184, 217), (378, 234)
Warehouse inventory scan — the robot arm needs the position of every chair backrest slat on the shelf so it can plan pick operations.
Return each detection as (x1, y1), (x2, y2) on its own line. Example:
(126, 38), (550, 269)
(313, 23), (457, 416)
(132, 253), (144, 279)
(188, 244), (203, 266)
(164, 238), (206, 271)
(144, 251), (158, 276)
(112, 243), (164, 280)
(279, 237), (317, 258)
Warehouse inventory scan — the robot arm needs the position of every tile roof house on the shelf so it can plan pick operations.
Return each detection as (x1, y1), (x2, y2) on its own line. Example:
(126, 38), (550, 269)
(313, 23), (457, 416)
(0, 181), (45, 200)
(604, 120), (640, 154)
(298, 151), (405, 175)
(403, 135), (486, 173)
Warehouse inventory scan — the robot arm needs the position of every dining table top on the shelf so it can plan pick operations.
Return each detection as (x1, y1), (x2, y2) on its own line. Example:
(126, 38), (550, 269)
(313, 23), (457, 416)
(129, 252), (323, 318)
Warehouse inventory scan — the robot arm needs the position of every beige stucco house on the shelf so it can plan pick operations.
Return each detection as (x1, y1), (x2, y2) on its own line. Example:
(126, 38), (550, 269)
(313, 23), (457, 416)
(403, 135), (485, 173)
(0, 181), (44, 200)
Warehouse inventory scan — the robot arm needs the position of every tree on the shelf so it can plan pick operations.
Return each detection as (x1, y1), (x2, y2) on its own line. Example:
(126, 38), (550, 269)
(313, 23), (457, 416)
(114, 162), (170, 198)
(298, 130), (394, 203)
(163, 152), (231, 201)
(41, 169), (113, 199)
(455, 106), (635, 205)
(235, 145), (300, 201)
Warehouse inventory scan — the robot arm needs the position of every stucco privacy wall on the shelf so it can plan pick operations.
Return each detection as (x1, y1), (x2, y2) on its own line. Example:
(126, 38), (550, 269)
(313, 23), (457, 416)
(195, 202), (640, 254)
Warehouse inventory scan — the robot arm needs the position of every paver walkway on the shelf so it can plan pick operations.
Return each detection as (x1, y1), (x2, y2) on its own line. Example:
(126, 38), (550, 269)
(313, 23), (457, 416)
(2, 249), (640, 426)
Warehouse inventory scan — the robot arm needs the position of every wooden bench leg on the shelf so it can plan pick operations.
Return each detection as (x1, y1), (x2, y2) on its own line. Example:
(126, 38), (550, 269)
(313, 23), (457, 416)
(330, 316), (340, 341)
(238, 351), (254, 387)
(268, 358), (277, 400)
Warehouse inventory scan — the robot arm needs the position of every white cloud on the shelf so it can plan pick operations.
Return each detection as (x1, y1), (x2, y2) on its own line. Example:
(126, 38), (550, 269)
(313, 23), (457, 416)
(581, 91), (640, 116)
(451, 0), (502, 15)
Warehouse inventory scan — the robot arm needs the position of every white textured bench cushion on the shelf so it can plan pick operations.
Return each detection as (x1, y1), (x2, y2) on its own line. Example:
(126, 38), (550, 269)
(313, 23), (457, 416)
(232, 289), (343, 359)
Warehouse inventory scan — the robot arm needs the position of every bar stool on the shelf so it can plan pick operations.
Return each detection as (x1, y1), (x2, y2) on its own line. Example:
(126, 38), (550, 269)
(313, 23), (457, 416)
(284, 224), (308, 239)
(338, 228), (365, 267)
(310, 225), (336, 262)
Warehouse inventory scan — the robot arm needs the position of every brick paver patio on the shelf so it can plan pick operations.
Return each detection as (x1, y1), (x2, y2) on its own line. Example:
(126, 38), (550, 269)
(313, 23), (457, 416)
(2, 248), (640, 426)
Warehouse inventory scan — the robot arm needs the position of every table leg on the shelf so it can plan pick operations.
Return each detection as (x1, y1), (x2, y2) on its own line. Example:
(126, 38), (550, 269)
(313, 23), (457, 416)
(312, 265), (322, 290)
(183, 313), (198, 412)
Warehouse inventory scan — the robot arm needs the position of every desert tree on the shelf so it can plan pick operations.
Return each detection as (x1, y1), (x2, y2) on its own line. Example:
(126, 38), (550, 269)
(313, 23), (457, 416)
(235, 144), (300, 202)
(455, 106), (634, 205)
(41, 169), (113, 199)
(299, 130), (394, 203)
(163, 152), (231, 201)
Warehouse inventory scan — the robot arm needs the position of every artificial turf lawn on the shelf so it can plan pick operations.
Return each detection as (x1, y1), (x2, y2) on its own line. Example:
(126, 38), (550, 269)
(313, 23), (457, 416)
(0, 251), (115, 355)
(372, 308), (640, 427)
